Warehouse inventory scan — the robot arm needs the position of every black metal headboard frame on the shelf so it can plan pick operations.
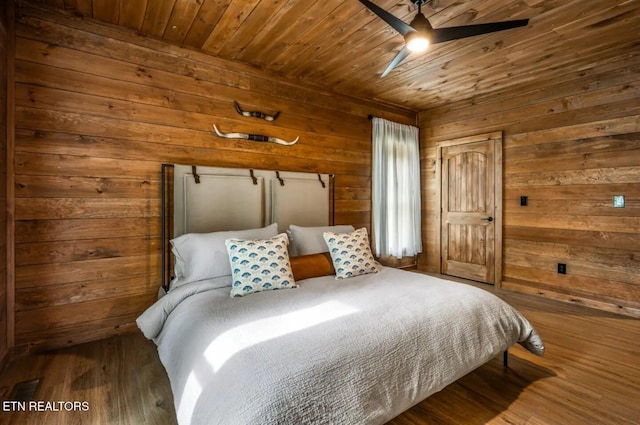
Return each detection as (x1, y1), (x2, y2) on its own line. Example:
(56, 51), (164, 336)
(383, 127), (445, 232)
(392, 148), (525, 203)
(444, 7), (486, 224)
(329, 174), (336, 225)
(161, 163), (174, 293)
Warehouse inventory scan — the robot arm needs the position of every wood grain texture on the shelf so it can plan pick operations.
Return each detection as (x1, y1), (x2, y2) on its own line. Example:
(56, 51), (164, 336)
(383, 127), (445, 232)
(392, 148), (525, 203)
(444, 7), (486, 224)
(418, 45), (640, 316)
(30, 0), (640, 111)
(0, 330), (174, 425)
(1, 279), (640, 424)
(0, 0), (8, 368)
(12, 2), (415, 353)
(441, 140), (496, 283)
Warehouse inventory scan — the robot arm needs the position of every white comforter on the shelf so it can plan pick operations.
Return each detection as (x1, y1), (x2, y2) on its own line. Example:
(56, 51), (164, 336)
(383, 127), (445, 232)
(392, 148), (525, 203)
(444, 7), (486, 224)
(137, 267), (544, 425)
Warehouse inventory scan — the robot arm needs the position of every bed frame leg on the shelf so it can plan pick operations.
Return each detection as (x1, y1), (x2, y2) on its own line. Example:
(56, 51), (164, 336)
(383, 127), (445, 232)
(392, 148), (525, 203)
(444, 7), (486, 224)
(503, 350), (509, 369)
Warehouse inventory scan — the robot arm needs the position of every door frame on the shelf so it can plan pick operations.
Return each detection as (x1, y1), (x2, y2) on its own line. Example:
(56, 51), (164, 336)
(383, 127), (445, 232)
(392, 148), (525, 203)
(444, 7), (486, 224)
(434, 132), (503, 286)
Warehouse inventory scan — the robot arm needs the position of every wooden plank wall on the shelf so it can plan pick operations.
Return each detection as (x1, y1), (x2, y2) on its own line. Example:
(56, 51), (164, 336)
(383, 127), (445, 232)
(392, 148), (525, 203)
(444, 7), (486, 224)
(12, 2), (415, 353)
(418, 47), (640, 316)
(0, 2), (8, 365)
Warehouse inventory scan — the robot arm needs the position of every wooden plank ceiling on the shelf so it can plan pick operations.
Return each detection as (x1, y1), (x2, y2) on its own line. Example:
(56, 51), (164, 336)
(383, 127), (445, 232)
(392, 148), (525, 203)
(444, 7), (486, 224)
(33, 0), (640, 110)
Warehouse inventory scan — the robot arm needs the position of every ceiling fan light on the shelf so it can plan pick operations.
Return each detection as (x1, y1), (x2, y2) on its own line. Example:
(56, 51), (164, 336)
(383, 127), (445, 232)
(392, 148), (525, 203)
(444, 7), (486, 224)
(406, 33), (430, 52)
(405, 11), (432, 52)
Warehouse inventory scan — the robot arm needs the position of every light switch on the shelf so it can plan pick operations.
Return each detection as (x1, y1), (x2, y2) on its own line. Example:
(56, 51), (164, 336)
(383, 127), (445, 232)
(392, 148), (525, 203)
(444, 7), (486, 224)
(613, 195), (625, 208)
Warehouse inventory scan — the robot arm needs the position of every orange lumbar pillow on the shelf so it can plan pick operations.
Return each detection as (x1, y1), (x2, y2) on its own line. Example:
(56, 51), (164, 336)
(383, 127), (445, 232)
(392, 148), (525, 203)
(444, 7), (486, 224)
(290, 252), (335, 281)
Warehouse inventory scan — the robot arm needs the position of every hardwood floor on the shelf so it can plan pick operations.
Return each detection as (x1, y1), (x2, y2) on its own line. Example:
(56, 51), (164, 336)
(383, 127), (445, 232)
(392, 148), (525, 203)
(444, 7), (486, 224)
(0, 286), (639, 425)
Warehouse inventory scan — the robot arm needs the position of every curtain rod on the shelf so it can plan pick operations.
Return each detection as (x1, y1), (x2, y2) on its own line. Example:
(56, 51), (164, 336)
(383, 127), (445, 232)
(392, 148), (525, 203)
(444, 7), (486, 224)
(367, 115), (374, 120)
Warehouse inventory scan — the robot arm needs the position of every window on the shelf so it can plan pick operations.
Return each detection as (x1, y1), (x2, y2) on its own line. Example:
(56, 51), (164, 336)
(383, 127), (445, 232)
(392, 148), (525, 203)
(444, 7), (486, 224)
(372, 118), (422, 258)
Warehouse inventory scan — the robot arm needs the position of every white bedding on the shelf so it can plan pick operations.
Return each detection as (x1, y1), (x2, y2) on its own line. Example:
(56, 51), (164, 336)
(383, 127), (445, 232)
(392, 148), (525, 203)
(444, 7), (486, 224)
(137, 267), (544, 425)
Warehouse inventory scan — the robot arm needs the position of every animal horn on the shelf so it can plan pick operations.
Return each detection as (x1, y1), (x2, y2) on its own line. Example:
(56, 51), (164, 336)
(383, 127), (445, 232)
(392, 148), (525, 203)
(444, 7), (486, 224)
(212, 125), (298, 146)
(233, 101), (281, 122)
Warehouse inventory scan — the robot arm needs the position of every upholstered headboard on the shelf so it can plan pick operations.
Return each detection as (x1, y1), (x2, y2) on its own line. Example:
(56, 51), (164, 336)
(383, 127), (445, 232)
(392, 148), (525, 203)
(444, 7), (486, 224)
(161, 164), (335, 290)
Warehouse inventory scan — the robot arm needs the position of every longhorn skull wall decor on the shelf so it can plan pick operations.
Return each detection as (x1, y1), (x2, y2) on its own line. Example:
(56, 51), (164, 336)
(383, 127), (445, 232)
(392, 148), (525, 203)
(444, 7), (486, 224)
(213, 125), (299, 146)
(234, 101), (280, 122)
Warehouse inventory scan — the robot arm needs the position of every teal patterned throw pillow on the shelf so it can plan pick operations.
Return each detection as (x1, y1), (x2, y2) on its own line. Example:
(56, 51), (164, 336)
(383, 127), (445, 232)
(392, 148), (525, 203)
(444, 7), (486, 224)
(323, 228), (379, 279)
(225, 233), (297, 297)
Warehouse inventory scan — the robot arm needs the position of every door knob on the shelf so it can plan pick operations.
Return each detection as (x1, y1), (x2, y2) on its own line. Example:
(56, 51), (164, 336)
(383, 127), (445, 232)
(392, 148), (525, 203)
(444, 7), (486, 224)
(482, 217), (493, 222)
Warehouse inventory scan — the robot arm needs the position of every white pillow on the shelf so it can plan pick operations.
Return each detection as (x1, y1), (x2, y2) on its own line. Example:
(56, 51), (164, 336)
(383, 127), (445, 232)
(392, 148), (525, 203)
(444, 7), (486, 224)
(171, 223), (278, 285)
(170, 275), (232, 292)
(226, 233), (297, 297)
(323, 228), (379, 279)
(288, 224), (355, 256)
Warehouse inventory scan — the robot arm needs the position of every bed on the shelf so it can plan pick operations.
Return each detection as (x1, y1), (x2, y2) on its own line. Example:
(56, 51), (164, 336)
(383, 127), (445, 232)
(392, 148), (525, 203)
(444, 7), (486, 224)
(138, 260), (543, 425)
(139, 164), (544, 424)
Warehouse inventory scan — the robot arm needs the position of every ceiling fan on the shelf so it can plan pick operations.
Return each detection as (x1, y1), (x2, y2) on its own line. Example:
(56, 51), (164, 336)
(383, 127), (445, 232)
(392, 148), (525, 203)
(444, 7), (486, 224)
(358, 0), (529, 77)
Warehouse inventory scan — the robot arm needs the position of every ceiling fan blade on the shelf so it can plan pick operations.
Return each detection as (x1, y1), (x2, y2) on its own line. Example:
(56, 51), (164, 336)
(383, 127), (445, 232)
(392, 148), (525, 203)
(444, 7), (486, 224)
(432, 19), (529, 44)
(381, 46), (410, 77)
(358, 0), (415, 37)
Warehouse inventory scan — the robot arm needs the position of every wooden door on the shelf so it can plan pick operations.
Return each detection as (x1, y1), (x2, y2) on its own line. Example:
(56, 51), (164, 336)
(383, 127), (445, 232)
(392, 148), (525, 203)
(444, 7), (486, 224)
(441, 140), (496, 283)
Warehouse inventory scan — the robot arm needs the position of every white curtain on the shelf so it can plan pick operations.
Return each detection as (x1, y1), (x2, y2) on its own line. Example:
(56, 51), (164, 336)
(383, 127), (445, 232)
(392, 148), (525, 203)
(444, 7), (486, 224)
(372, 117), (422, 258)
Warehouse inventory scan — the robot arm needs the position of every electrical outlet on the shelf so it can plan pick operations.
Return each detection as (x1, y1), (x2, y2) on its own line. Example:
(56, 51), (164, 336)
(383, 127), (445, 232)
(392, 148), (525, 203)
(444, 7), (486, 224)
(557, 263), (566, 274)
(520, 196), (528, 206)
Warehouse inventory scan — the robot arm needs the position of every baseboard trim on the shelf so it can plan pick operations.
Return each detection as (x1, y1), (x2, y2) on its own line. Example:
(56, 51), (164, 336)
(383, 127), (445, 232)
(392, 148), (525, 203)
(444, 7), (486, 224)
(502, 280), (640, 319)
